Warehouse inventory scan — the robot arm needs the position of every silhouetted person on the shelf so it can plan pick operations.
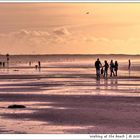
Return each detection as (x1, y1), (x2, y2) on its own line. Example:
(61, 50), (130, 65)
(101, 67), (104, 75)
(110, 60), (115, 77)
(128, 59), (131, 70)
(103, 60), (109, 78)
(38, 61), (41, 69)
(3, 62), (5, 68)
(0, 62), (2, 67)
(114, 61), (118, 76)
(6, 53), (9, 67)
(29, 61), (32, 66)
(95, 58), (102, 79)
(35, 65), (38, 70)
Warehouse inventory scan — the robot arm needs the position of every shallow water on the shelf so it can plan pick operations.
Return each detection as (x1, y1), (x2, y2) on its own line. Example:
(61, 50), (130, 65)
(0, 54), (140, 77)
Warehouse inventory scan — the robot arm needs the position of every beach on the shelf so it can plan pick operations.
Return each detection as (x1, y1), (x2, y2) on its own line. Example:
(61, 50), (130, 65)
(1, 2), (140, 135)
(0, 55), (140, 133)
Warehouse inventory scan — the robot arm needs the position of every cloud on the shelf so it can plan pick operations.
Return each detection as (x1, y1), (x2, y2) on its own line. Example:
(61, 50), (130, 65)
(53, 27), (70, 36)
(10, 29), (50, 39)
(82, 35), (140, 54)
(84, 36), (110, 43)
(0, 28), (72, 54)
(0, 28), (70, 44)
(1, 28), (140, 54)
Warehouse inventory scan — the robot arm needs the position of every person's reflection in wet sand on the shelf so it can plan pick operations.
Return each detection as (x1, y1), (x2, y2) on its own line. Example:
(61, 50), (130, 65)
(128, 69), (131, 77)
(110, 78), (118, 90)
(104, 79), (109, 90)
(95, 79), (101, 95)
(114, 78), (118, 90)
(110, 78), (114, 90)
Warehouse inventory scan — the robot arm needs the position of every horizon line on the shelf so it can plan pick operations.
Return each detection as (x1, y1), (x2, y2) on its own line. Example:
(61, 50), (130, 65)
(0, 53), (140, 56)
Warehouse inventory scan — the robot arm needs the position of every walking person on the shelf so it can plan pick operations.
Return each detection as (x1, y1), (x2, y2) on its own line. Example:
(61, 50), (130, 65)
(6, 53), (9, 68)
(0, 62), (2, 67)
(2, 62), (5, 68)
(128, 59), (131, 70)
(101, 67), (104, 75)
(38, 61), (41, 69)
(95, 58), (102, 79)
(114, 61), (118, 76)
(29, 61), (32, 67)
(110, 60), (115, 77)
(103, 60), (109, 78)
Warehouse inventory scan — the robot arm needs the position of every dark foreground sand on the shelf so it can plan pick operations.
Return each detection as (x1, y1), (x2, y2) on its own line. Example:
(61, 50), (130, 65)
(0, 74), (140, 133)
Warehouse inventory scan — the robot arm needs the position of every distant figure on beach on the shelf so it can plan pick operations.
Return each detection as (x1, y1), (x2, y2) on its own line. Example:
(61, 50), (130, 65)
(0, 62), (2, 67)
(101, 67), (104, 75)
(35, 65), (38, 69)
(6, 53), (9, 67)
(128, 59), (131, 70)
(29, 61), (32, 66)
(110, 60), (115, 77)
(3, 62), (5, 68)
(95, 58), (102, 79)
(114, 61), (118, 76)
(38, 61), (41, 69)
(103, 60), (109, 78)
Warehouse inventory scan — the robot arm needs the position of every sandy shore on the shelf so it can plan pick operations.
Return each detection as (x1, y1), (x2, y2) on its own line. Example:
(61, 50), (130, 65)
(0, 73), (140, 79)
(0, 73), (140, 133)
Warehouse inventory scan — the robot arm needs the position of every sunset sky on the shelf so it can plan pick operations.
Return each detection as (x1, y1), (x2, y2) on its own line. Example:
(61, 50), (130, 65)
(0, 3), (140, 54)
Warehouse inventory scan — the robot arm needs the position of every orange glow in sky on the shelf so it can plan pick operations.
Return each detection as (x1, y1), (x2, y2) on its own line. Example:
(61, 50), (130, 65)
(0, 3), (140, 54)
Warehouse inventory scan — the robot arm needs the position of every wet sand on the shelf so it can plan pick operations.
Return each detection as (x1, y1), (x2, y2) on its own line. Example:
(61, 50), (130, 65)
(0, 72), (140, 134)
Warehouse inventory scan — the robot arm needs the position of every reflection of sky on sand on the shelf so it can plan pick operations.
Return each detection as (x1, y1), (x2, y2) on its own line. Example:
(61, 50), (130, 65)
(0, 76), (140, 97)
(0, 68), (139, 78)
(0, 100), (76, 133)
(0, 99), (87, 133)
(0, 118), (86, 134)
(1, 61), (140, 133)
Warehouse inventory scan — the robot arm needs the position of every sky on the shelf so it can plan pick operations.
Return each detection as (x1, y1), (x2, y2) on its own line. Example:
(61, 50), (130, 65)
(0, 3), (140, 54)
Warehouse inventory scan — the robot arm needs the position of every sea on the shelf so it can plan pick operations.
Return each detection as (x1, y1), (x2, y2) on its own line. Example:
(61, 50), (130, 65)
(0, 54), (140, 76)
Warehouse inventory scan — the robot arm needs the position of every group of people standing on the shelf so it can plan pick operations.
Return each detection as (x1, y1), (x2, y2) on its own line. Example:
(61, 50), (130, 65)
(0, 54), (10, 68)
(33, 61), (41, 70)
(0, 62), (5, 68)
(95, 58), (118, 79)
